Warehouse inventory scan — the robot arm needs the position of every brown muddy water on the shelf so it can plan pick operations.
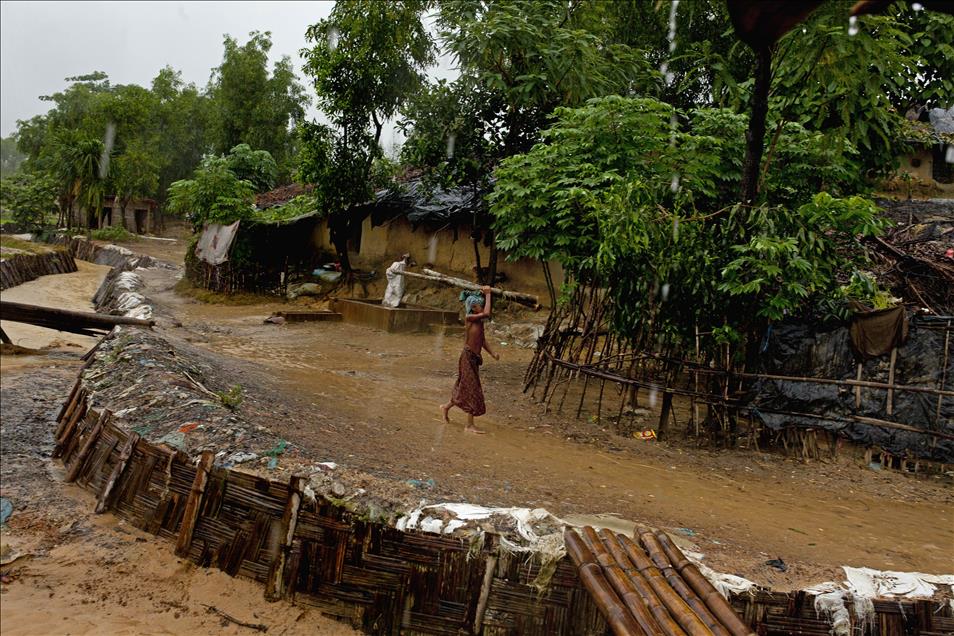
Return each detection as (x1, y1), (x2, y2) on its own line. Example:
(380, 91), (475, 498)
(0, 261), (111, 363)
(144, 269), (954, 589)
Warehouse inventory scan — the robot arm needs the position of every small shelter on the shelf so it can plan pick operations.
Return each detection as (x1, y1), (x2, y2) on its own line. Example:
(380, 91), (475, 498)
(70, 196), (159, 233)
(897, 106), (954, 192)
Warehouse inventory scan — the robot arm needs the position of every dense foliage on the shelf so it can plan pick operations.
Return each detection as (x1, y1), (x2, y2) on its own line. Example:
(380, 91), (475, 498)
(0, 172), (58, 230)
(299, 0), (435, 270)
(10, 32), (306, 230)
(167, 154), (256, 231)
(491, 96), (887, 348)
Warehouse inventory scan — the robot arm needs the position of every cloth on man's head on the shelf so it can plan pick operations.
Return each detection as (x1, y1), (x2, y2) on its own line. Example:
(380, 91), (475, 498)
(460, 290), (485, 315)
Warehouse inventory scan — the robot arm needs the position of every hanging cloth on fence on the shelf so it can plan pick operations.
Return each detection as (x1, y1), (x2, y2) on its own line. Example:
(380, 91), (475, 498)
(848, 303), (908, 360)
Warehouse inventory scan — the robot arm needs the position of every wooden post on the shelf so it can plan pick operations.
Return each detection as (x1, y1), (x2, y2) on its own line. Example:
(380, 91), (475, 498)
(53, 392), (88, 459)
(657, 391), (674, 442)
(938, 321), (951, 426)
(175, 451), (214, 558)
(65, 410), (109, 483)
(473, 553), (498, 634)
(95, 432), (140, 514)
(57, 376), (82, 422)
(854, 363), (863, 410)
(55, 383), (83, 439)
(265, 475), (305, 601)
(886, 347), (898, 416)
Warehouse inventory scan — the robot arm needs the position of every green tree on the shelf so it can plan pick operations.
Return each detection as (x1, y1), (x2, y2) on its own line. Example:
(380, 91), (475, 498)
(1, 137), (26, 177)
(299, 0), (435, 271)
(432, 0), (658, 163)
(224, 143), (277, 193)
(0, 172), (58, 230)
(151, 66), (213, 204)
(491, 96), (885, 350)
(207, 32), (308, 178)
(167, 155), (256, 231)
(111, 140), (161, 229)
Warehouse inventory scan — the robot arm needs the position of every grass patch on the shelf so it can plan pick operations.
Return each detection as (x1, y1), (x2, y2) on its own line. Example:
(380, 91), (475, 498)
(0, 236), (52, 256)
(90, 226), (139, 243)
(174, 276), (276, 306)
(217, 384), (244, 409)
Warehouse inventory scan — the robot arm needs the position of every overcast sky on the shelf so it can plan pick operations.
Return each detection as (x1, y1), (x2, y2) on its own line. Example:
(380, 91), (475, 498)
(1, 1), (456, 149)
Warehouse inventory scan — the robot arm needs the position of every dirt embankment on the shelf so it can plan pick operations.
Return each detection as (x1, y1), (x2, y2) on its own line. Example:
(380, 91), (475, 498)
(0, 364), (357, 636)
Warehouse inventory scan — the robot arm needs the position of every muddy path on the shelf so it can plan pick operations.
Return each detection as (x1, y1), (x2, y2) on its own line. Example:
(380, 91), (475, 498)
(137, 266), (954, 590)
(0, 259), (354, 634)
(0, 363), (356, 635)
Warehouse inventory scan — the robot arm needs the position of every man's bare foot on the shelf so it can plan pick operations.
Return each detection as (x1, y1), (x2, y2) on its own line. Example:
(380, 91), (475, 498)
(440, 403), (451, 424)
(464, 425), (486, 434)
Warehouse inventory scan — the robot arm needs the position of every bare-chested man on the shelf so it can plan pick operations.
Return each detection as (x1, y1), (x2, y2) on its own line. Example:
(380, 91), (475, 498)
(440, 286), (498, 433)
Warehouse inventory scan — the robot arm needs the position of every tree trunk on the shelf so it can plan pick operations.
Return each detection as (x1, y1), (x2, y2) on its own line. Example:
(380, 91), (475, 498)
(329, 214), (352, 273)
(739, 46), (773, 205)
(487, 230), (499, 289)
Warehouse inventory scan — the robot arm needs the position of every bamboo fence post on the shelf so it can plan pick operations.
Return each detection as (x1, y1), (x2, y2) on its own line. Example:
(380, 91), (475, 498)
(693, 325), (701, 437)
(472, 553), (498, 634)
(65, 410), (109, 483)
(54, 391), (88, 458)
(657, 391), (674, 442)
(886, 347), (898, 416)
(95, 432), (140, 514)
(56, 377), (81, 425)
(265, 475), (305, 601)
(854, 363), (863, 410)
(55, 384), (84, 440)
(175, 451), (214, 558)
(937, 321), (951, 426)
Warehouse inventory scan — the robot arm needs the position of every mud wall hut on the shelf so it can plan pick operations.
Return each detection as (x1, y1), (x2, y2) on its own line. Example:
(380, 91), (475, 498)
(70, 196), (159, 233)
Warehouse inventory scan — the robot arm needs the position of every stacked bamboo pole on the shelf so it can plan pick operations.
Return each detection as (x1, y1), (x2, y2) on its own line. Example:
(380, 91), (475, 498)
(566, 526), (755, 636)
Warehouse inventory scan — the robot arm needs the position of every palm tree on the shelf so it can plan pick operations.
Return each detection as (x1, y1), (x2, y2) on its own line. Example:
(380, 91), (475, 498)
(51, 130), (106, 229)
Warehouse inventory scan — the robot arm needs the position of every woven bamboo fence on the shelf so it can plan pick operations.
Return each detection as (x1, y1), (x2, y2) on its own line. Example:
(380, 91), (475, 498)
(52, 369), (954, 635)
(0, 249), (77, 290)
(53, 375), (609, 634)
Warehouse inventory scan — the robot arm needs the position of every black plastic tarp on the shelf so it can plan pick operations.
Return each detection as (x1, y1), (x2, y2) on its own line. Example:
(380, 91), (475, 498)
(363, 179), (488, 228)
(752, 315), (953, 463)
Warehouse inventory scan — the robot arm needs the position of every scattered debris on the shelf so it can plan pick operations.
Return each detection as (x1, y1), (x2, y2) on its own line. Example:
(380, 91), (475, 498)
(203, 605), (269, 632)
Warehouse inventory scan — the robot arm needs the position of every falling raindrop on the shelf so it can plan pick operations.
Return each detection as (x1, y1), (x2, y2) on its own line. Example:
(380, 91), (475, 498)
(912, 2), (924, 11)
(672, 217), (680, 242)
(661, 283), (670, 302)
(99, 122), (116, 178)
(945, 145), (953, 164)
(427, 233), (438, 264)
(666, 1), (680, 54)
(648, 388), (659, 408)
(848, 16), (859, 36)
(670, 174), (681, 192)
(446, 133), (456, 159)
(327, 26), (340, 51)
